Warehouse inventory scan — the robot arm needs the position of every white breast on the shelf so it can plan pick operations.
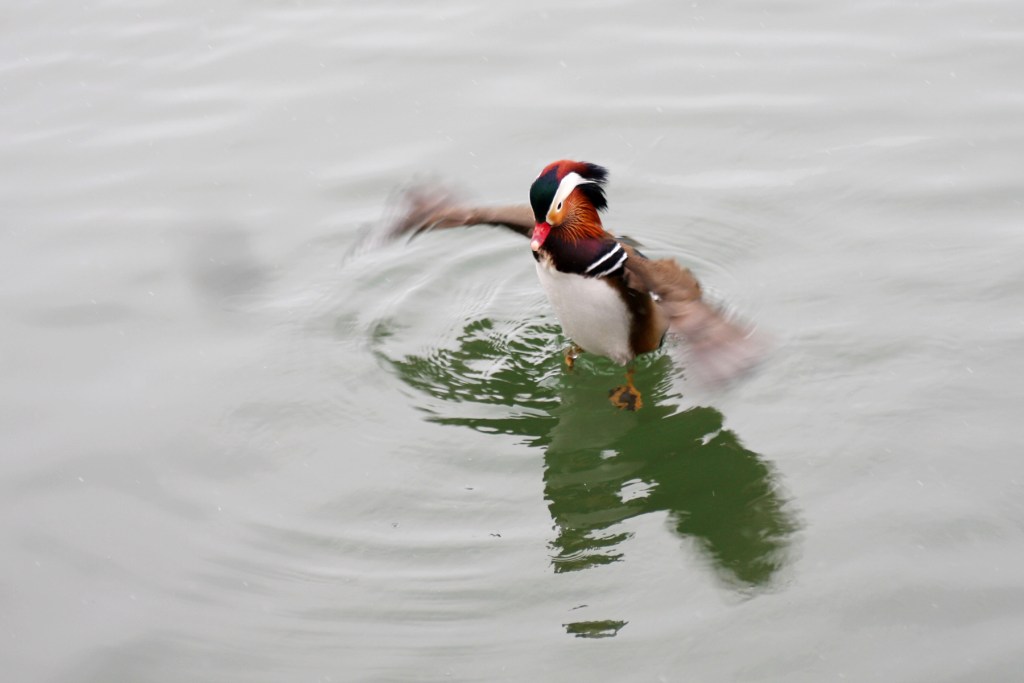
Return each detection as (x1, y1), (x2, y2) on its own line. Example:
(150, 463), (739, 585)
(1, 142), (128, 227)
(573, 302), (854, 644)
(535, 259), (634, 365)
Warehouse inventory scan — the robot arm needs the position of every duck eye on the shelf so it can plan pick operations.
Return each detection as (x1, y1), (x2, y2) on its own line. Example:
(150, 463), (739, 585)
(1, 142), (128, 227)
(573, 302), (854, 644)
(556, 201), (563, 211)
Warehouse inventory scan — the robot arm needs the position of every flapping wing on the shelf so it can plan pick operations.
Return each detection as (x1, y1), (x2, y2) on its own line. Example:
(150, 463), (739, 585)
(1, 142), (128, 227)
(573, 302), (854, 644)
(384, 184), (534, 240)
(621, 244), (763, 384)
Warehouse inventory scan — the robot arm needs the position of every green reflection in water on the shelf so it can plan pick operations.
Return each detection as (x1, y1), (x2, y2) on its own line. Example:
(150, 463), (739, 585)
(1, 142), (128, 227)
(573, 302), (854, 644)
(562, 620), (628, 639)
(379, 318), (797, 592)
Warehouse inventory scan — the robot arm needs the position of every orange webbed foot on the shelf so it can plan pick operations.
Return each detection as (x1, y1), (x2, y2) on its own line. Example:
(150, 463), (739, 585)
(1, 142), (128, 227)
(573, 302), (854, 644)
(608, 367), (643, 411)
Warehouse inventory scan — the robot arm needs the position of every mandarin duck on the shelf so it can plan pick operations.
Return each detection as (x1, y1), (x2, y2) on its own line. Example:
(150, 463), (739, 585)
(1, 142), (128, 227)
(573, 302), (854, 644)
(388, 160), (761, 410)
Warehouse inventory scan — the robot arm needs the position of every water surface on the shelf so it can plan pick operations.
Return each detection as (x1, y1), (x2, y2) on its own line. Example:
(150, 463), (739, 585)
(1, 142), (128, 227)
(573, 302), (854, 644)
(3, 1), (1024, 681)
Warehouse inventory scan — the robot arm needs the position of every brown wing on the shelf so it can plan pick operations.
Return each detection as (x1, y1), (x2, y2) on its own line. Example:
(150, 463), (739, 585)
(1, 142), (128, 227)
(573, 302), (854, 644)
(621, 244), (763, 384)
(384, 184), (534, 240)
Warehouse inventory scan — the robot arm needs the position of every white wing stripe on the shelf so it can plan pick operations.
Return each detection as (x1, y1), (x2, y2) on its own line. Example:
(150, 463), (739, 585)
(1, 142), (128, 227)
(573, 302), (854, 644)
(593, 251), (628, 278)
(584, 243), (623, 273)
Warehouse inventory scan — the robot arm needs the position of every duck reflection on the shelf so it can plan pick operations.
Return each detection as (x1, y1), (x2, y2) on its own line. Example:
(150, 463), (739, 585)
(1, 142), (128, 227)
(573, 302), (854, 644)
(381, 319), (796, 590)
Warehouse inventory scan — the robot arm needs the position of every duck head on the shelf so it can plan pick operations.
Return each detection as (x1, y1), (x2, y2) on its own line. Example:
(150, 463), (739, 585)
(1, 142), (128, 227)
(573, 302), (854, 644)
(529, 160), (609, 251)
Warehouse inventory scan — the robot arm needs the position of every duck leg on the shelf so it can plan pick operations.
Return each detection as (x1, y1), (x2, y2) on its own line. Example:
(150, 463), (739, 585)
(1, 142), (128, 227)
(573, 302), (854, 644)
(608, 366), (643, 411)
(564, 343), (583, 370)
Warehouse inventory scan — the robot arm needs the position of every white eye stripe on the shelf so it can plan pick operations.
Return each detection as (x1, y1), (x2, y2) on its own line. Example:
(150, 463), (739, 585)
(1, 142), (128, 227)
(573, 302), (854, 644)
(547, 172), (592, 216)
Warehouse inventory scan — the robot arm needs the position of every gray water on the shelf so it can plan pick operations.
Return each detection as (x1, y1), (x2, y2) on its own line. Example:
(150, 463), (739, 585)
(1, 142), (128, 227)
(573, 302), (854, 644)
(3, 1), (1024, 681)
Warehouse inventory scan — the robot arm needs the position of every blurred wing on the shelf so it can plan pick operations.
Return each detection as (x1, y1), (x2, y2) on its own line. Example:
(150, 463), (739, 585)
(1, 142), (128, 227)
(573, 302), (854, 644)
(384, 184), (533, 240)
(621, 244), (764, 384)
